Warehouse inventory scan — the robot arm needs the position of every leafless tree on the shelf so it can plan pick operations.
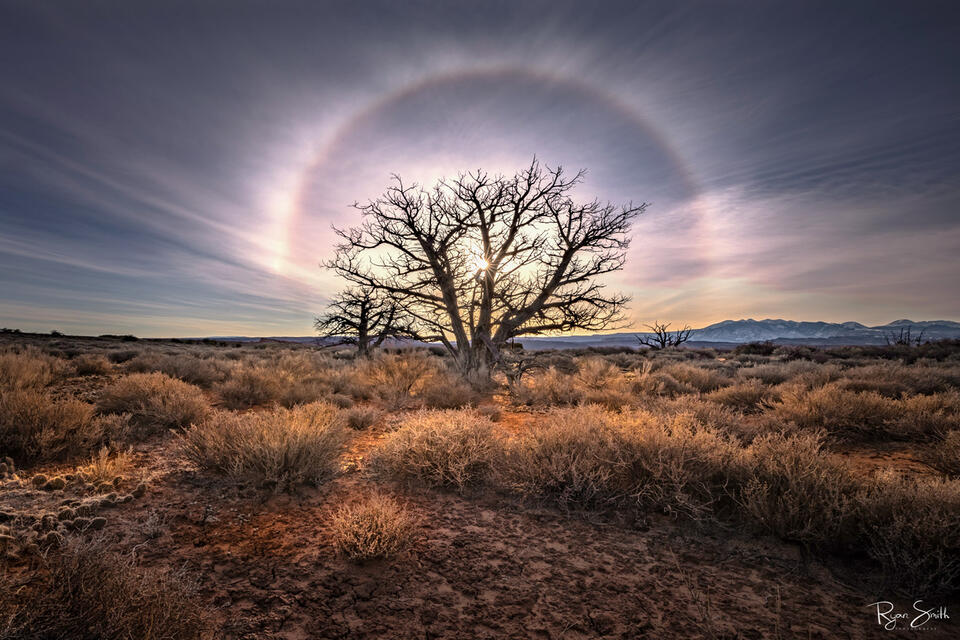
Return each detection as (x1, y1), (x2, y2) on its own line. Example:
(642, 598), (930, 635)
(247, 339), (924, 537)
(885, 326), (925, 346)
(636, 321), (693, 350)
(326, 160), (646, 377)
(314, 287), (408, 358)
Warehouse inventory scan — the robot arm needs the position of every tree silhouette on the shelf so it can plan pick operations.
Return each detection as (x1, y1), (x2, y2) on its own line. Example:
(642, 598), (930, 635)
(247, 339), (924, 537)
(314, 287), (408, 357)
(327, 160), (646, 377)
(636, 321), (692, 350)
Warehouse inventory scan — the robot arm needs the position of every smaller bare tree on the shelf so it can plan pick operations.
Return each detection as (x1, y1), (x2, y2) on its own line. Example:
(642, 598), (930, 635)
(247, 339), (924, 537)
(314, 288), (408, 358)
(636, 321), (693, 350)
(885, 326), (925, 346)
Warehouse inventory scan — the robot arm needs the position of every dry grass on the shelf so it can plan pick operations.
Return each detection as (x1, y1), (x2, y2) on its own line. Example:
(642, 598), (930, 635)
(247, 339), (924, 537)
(176, 402), (348, 491)
(214, 364), (332, 409)
(740, 431), (858, 546)
(98, 373), (210, 434)
(631, 365), (695, 398)
(417, 371), (479, 409)
(330, 493), (416, 561)
(0, 389), (113, 463)
(926, 430), (960, 476)
(705, 379), (774, 413)
(658, 362), (730, 393)
(77, 446), (133, 484)
(127, 352), (231, 387)
(763, 383), (898, 439)
(502, 406), (744, 517)
(859, 471), (960, 593)
(0, 347), (66, 390)
(362, 352), (437, 408)
(0, 537), (209, 639)
(344, 405), (382, 430)
(738, 360), (837, 387)
(368, 409), (500, 492)
(513, 367), (585, 406)
(72, 353), (113, 376)
(214, 366), (283, 409)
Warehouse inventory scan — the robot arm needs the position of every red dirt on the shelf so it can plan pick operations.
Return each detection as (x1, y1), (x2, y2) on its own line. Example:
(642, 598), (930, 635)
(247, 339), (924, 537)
(3, 395), (957, 638)
(12, 424), (941, 640)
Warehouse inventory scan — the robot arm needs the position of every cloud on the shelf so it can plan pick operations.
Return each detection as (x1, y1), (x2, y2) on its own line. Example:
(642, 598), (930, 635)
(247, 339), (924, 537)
(0, 1), (958, 335)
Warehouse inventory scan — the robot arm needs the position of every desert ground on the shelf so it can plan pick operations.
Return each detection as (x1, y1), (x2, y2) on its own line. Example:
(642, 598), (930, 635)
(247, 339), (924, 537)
(1, 332), (959, 639)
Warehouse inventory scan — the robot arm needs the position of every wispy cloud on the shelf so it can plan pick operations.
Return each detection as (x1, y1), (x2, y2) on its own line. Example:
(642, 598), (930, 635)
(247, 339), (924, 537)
(1, 1), (957, 335)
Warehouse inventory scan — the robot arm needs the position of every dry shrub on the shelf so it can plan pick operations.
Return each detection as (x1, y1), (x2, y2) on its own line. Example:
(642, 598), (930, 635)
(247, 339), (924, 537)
(215, 366), (282, 409)
(0, 390), (114, 463)
(739, 360), (835, 386)
(840, 363), (960, 396)
(176, 402), (347, 491)
(344, 405), (382, 430)
(98, 373), (209, 434)
(127, 352), (230, 387)
(706, 379), (774, 413)
(764, 383), (898, 439)
(0, 537), (208, 639)
(0, 347), (66, 390)
(653, 397), (745, 438)
(891, 391), (960, 440)
(658, 362), (730, 393)
(277, 378), (330, 408)
(858, 472), (960, 593)
(502, 406), (745, 517)
(72, 353), (112, 376)
(362, 352), (437, 408)
(107, 349), (140, 364)
(926, 430), (960, 476)
(632, 367), (694, 397)
(740, 431), (859, 547)
(330, 493), (416, 561)
(513, 367), (583, 406)
(572, 358), (634, 409)
(574, 357), (624, 390)
(418, 370), (479, 409)
(368, 409), (500, 492)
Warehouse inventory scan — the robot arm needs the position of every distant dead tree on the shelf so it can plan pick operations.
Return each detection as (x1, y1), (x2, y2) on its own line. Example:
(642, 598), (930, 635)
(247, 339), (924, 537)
(636, 321), (693, 350)
(885, 326), (925, 346)
(326, 159), (646, 378)
(314, 287), (409, 358)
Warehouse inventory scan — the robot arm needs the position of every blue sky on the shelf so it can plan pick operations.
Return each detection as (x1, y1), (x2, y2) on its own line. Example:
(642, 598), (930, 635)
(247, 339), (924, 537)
(1, 0), (958, 336)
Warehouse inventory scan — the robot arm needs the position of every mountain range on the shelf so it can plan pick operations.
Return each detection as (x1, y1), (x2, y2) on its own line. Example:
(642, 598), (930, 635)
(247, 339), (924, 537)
(513, 319), (960, 350)
(206, 319), (960, 350)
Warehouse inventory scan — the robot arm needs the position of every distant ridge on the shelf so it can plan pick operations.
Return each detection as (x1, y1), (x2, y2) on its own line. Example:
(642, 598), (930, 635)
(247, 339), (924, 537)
(201, 319), (960, 350)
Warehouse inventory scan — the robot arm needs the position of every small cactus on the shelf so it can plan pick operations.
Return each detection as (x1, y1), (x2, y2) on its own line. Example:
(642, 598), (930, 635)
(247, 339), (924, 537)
(112, 476), (123, 488)
(41, 476), (67, 491)
(0, 462), (8, 474)
(41, 531), (63, 548)
(58, 508), (77, 521)
(31, 474), (48, 487)
(71, 517), (91, 530)
(119, 494), (134, 503)
(89, 517), (107, 530)
(132, 483), (147, 498)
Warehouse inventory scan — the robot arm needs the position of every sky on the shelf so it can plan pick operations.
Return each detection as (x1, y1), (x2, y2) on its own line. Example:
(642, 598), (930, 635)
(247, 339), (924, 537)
(1, 0), (958, 337)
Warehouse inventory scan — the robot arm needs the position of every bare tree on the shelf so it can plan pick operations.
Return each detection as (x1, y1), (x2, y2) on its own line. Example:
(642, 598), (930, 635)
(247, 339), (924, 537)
(885, 326), (925, 346)
(636, 321), (693, 350)
(314, 287), (407, 358)
(326, 160), (646, 377)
